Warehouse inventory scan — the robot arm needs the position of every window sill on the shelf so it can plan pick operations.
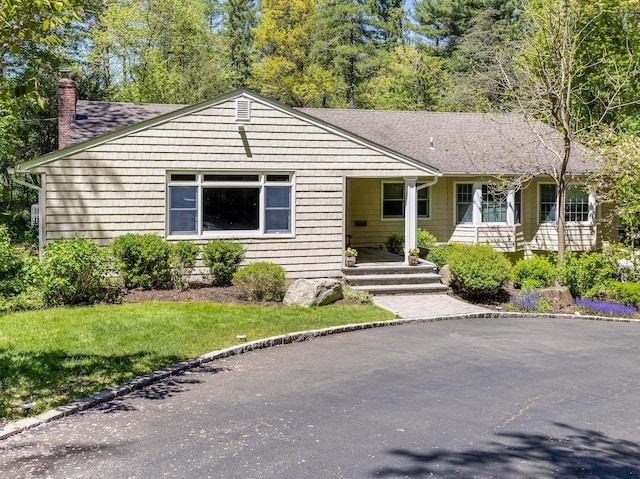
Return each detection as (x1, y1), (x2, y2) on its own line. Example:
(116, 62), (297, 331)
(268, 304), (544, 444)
(167, 232), (295, 241)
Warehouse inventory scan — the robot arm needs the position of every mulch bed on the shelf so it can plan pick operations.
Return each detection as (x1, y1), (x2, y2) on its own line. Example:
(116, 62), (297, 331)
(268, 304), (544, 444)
(121, 282), (279, 306)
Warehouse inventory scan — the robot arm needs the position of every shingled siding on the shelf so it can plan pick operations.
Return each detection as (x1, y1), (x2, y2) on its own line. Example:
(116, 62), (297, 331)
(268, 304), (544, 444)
(38, 99), (429, 279)
(347, 176), (602, 254)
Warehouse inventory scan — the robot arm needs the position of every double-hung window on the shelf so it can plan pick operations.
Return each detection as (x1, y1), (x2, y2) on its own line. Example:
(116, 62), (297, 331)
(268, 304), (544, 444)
(481, 185), (507, 223)
(539, 183), (590, 224)
(168, 172), (293, 236)
(456, 183), (521, 225)
(382, 182), (430, 219)
(456, 183), (474, 224)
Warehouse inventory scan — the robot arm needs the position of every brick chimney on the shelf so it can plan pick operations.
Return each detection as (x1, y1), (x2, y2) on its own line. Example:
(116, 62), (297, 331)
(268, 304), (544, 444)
(58, 72), (77, 150)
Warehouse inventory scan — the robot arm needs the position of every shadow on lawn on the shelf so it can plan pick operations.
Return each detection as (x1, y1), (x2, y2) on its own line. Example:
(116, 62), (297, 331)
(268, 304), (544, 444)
(0, 349), (224, 421)
(374, 422), (640, 478)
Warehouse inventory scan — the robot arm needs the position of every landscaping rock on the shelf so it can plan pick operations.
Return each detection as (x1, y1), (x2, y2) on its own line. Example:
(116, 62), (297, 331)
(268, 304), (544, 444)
(537, 286), (573, 310)
(283, 279), (343, 307)
(439, 264), (453, 286)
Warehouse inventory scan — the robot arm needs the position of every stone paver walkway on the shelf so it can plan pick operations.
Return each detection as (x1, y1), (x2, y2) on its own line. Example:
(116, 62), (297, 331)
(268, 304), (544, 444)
(373, 293), (491, 319)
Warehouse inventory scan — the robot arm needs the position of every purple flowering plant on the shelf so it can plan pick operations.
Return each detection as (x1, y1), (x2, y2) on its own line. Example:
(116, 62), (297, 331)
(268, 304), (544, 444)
(509, 288), (551, 312)
(574, 297), (638, 317)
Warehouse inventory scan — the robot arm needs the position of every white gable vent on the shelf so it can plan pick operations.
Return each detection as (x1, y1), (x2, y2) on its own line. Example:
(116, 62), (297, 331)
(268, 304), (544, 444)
(235, 99), (251, 122)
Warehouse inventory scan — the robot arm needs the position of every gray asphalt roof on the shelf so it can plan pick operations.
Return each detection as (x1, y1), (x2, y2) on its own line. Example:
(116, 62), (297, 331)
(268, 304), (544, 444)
(69, 98), (595, 175)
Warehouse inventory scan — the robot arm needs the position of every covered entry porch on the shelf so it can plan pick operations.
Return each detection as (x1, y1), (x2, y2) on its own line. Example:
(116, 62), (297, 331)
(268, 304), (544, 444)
(345, 176), (439, 265)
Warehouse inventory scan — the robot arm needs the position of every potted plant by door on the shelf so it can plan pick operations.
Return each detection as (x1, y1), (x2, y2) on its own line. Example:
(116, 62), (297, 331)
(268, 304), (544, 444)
(408, 247), (420, 266)
(345, 247), (358, 267)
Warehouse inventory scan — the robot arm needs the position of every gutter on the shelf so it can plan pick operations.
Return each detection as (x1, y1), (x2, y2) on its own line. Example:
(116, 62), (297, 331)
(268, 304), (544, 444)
(8, 167), (44, 256)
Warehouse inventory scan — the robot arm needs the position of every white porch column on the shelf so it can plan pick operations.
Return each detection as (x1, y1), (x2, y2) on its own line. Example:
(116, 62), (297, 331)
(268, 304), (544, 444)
(472, 183), (482, 226)
(404, 177), (418, 264)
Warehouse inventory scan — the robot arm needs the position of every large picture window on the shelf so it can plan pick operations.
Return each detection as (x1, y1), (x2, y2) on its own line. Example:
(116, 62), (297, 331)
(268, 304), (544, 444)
(168, 172), (293, 236)
(382, 182), (430, 219)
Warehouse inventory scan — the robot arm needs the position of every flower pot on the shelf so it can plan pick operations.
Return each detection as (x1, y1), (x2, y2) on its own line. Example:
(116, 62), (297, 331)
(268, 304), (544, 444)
(408, 255), (419, 266)
(345, 256), (356, 267)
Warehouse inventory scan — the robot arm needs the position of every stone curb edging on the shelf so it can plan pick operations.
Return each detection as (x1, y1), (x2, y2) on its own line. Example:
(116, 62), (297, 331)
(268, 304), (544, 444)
(1, 311), (638, 441)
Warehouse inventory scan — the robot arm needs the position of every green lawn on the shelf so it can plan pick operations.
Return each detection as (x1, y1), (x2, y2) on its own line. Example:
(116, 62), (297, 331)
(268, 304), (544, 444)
(0, 301), (394, 422)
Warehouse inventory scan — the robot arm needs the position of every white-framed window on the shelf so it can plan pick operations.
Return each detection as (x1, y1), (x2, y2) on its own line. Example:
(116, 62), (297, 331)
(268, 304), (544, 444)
(382, 182), (430, 220)
(456, 183), (474, 224)
(539, 183), (590, 224)
(456, 183), (521, 225)
(167, 172), (293, 237)
(482, 185), (507, 223)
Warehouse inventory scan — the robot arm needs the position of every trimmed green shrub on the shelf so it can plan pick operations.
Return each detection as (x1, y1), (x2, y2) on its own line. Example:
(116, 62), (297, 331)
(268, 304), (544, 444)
(417, 228), (437, 249)
(447, 244), (512, 297)
(600, 281), (640, 308)
(559, 251), (616, 297)
(426, 244), (456, 269)
(41, 237), (112, 306)
(342, 284), (373, 304)
(0, 288), (45, 313)
(170, 241), (199, 290)
(202, 239), (245, 286)
(511, 256), (556, 289)
(232, 262), (285, 301)
(112, 233), (173, 289)
(386, 233), (403, 255)
(0, 224), (21, 296)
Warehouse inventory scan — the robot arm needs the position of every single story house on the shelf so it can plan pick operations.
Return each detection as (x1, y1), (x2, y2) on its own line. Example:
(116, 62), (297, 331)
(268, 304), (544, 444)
(10, 79), (613, 279)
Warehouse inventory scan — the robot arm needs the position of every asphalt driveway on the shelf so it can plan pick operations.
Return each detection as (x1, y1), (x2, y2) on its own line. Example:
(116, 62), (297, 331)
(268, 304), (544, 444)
(2, 316), (640, 478)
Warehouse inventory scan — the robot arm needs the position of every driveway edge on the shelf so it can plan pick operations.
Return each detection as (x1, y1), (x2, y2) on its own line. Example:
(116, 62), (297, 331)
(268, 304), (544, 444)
(2, 311), (639, 441)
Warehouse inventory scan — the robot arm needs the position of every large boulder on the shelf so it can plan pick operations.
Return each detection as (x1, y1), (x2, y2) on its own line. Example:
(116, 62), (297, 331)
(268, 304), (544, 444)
(537, 286), (573, 310)
(439, 264), (453, 286)
(283, 279), (343, 307)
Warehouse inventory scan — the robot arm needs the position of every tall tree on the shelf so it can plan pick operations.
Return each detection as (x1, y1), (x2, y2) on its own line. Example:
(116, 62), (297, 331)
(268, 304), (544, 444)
(1, 0), (82, 110)
(368, 0), (407, 48)
(500, 0), (640, 261)
(412, 0), (483, 52)
(250, 0), (338, 106)
(313, 0), (377, 108)
(219, 0), (257, 88)
(92, 0), (230, 104)
(356, 45), (451, 110)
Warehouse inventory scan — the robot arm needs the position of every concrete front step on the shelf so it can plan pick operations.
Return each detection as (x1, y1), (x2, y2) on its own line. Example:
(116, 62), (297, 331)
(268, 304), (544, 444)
(350, 283), (450, 295)
(344, 272), (443, 286)
(343, 263), (437, 276)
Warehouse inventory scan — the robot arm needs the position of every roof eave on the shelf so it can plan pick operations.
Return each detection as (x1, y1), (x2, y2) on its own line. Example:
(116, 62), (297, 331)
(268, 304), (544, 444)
(16, 89), (441, 177)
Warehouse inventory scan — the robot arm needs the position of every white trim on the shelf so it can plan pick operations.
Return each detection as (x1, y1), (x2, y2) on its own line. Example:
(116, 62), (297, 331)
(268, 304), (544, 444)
(381, 180), (432, 221)
(166, 170), (295, 239)
(16, 89), (441, 177)
(235, 99), (251, 121)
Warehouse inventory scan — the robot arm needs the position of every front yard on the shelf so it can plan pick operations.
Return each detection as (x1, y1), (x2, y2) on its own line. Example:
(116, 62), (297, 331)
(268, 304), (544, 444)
(0, 301), (394, 425)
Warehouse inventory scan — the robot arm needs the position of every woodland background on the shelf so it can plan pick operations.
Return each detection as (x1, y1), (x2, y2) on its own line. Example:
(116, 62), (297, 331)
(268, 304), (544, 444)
(2, 0), (640, 239)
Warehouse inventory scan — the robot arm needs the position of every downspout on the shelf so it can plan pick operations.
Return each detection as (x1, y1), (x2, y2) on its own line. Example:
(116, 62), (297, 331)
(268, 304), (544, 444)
(8, 167), (43, 256)
(404, 176), (439, 264)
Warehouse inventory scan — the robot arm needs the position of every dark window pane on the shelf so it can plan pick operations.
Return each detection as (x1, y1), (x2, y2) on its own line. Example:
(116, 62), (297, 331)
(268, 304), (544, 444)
(203, 187), (259, 231)
(265, 210), (290, 232)
(170, 210), (197, 234)
(383, 200), (404, 217)
(384, 183), (404, 200)
(266, 187), (290, 208)
(204, 174), (259, 182)
(171, 174), (196, 182)
(418, 200), (428, 217)
(266, 174), (290, 182)
(170, 186), (197, 209)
